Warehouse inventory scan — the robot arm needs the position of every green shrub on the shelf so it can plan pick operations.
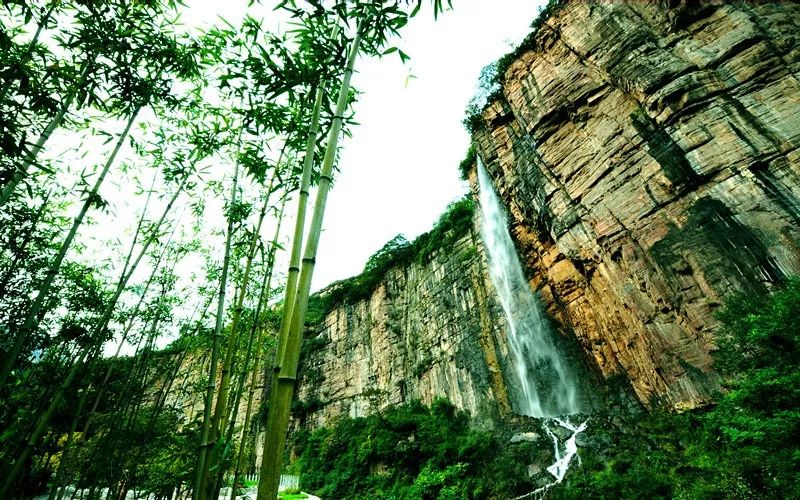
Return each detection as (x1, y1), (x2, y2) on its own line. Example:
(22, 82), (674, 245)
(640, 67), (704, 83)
(458, 144), (477, 181)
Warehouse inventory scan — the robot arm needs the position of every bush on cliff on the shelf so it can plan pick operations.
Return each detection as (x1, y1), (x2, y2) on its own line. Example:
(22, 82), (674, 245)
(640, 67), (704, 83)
(554, 277), (800, 499)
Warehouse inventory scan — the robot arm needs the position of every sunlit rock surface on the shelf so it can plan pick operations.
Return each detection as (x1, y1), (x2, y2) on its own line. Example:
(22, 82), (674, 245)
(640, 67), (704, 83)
(470, 1), (800, 409)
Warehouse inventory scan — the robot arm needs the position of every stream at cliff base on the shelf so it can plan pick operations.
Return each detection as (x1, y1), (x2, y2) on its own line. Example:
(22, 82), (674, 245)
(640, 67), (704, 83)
(477, 158), (587, 497)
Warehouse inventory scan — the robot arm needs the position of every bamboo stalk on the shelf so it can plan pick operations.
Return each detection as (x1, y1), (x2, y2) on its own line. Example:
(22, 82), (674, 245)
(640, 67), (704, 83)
(0, 346), (95, 497)
(0, 2), (58, 103)
(204, 151), (286, 498)
(194, 156), (240, 500)
(4, 172), (187, 494)
(229, 193), (287, 500)
(48, 197), (184, 496)
(0, 189), (53, 298)
(257, 23), (363, 500)
(0, 58), (94, 207)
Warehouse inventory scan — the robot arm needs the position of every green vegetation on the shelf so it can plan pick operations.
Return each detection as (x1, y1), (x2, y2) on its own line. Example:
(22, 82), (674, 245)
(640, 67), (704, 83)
(554, 277), (800, 499)
(279, 492), (307, 500)
(458, 144), (477, 181)
(292, 399), (537, 499)
(305, 196), (476, 324)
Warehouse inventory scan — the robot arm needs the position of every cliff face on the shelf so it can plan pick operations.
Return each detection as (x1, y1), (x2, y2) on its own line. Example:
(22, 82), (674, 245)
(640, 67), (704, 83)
(294, 228), (516, 428)
(472, 1), (800, 409)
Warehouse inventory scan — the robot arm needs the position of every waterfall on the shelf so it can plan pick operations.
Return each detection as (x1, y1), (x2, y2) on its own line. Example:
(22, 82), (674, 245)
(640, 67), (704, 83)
(476, 158), (580, 417)
(477, 158), (587, 497)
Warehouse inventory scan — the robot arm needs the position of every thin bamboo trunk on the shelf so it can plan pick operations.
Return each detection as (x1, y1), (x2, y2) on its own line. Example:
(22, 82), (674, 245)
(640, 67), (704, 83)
(0, 107), (142, 388)
(194, 158), (240, 500)
(0, 55), (95, 207)
(0, 101), (69, 206)
(49, 169), (164, 479)
(204, 155), (284, 496)
(257, 25), (362, 500)
(80, 204), (184, 437)
(229, 194), (287, 500)
(2, 174), (186, 494)
(47, 388), (87, 500)
(0, 346), (95, 497)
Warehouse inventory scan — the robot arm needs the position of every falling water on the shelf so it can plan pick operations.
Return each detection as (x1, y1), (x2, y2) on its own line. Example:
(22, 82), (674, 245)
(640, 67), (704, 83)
(477, 158), (587, 497)
(476, 158), (580, 417)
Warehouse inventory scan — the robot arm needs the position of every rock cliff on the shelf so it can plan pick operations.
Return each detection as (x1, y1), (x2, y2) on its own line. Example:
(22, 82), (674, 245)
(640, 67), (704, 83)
(470, 0), (800, 409)
(294, 225), (517, 429)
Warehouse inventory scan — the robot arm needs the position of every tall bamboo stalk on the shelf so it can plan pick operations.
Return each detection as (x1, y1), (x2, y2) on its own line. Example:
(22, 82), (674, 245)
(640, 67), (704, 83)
(229, 194), (287, 500)
(194, 157), (240, 500)
(0, 107), (142, 388)
(0, 59), (94, 207)
(257, 24), (362, 500)
(0, 346), (94, 497)
(47, 388), (86, 500)
(48, 196), (182, 497)
(0, 189), (53, 298)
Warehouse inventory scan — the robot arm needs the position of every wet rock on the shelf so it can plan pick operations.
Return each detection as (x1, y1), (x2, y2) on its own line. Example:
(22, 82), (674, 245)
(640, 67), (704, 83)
(511, 432), (541, 443)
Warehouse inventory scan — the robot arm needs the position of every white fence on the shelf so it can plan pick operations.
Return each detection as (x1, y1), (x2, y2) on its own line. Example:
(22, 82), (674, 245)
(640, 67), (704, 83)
(238, 474), (299, 492)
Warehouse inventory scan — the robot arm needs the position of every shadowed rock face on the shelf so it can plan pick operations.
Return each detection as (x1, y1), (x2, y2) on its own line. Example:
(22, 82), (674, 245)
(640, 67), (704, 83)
(471, 1), (800, 410)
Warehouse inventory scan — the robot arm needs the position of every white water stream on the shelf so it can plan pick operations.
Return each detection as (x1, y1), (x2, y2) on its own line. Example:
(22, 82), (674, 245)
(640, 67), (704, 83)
(477, 158), (587, 497)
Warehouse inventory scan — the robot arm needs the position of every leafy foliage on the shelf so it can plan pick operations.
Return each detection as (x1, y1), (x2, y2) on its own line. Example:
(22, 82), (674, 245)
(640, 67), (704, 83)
(458, 144), (476, 180)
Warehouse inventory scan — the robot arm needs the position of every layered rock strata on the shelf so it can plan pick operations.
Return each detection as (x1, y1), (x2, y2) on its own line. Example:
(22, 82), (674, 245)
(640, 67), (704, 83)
(472, 1), (800, 409)
(294, 229), (516, 429)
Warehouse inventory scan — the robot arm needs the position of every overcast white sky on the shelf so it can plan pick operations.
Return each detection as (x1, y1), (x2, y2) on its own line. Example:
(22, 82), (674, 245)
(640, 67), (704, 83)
(183, 1), (546, 290)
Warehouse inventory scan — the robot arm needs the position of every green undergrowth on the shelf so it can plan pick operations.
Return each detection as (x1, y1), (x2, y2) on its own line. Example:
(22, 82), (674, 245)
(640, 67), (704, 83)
(554, 277), (800, 499)
(291, 399), (537, 499)
(305, 196), (475, 325)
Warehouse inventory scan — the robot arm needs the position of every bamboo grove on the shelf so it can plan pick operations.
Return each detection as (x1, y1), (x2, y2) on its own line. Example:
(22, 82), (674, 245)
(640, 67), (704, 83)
(0, 0), (450, 498)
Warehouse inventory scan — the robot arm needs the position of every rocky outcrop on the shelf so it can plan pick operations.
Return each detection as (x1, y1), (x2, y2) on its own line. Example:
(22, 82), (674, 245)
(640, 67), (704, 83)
(471, 1), (800, 409)
(294, 228), (517, 429)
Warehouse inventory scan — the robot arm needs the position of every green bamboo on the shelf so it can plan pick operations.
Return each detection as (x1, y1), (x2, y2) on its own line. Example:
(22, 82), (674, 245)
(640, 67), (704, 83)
(0, 347), (93, 497)
(229, 193), (287, 500)
(203, 160), (281, 498)
(47, 388), (86, 500)
(0, 106), (141, 389)
(194, 157), (240, 500)
(0, 60), (94, 207)
(257, 24), (362, 500)
(1, 169), (187, 494)
(48, 189), (178, 496)
(0, 189), (53, 297)
(0, 2), (58, 103)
